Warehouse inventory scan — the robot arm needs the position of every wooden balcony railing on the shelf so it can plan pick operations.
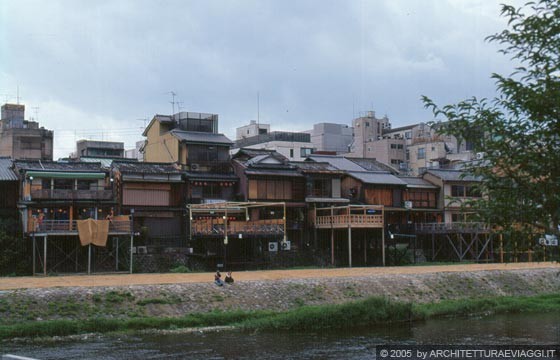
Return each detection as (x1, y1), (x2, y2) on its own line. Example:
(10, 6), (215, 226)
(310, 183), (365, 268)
(415, 222), (490, 234)
(191, 219), (285, 236)
(314, 214), (384, 229)
(30, 219), (131, 234)
(30, 189), (113, 201)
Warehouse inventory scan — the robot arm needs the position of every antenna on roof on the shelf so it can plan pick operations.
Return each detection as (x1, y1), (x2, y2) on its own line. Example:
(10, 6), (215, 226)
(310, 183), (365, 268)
(16, 86), (21, 104)
(257, 91), (260, 127)
(167, 91), (177, 115)
(32, 106), (39, 122)
(137, 118), (148, 129)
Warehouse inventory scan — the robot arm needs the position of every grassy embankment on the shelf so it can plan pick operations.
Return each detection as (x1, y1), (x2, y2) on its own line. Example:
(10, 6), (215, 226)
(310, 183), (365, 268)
(0, 292), (559, 340)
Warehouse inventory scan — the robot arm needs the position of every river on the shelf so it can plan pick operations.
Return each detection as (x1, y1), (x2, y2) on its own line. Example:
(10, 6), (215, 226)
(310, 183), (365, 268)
(2, 313), (559, 359)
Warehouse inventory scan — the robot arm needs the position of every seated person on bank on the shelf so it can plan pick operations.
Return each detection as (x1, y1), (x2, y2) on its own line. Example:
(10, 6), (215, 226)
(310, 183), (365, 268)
(214, 270), (224, 286)
(225, 271), (234, 284)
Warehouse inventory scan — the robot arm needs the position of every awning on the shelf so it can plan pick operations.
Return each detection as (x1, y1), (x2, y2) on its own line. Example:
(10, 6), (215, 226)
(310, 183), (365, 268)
(305, 197), (350, 203)
(26, 171), (105, 180)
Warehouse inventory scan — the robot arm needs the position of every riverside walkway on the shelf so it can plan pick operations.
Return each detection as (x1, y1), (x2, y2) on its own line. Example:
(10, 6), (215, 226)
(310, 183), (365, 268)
(0, 262), (558, 290)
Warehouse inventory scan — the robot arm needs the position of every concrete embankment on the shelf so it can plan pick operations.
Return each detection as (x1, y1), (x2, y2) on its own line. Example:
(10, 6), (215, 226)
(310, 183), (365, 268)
(0, 264), (558, 324)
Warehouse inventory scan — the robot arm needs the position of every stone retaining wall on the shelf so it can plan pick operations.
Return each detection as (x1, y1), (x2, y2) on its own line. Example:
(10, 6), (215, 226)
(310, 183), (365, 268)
(0, 268), (558, 324)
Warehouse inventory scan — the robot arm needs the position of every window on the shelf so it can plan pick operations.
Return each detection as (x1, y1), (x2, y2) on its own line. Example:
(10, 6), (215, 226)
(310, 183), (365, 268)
(247, 130), (250, 135)
(289, 149), (294, 158)
(390, 159), (402, 165)
(248, 179), (294, 200)
(77, 180), (97, 190)
(41, 179), (51, 190)
(365, 122), (370, 127)
(309, 178), (331, 197)
(408, 190), (436, 208)
(53, 179), (73, 190)
(391, 144), (404, 150)
(406, 150), (410, 160)
(405, 131), (412, 139)
(417, 148), (425, 160)
(300, 148), (313, 157)
(451, 185), (465, 197)
(431, 146), (435, 151)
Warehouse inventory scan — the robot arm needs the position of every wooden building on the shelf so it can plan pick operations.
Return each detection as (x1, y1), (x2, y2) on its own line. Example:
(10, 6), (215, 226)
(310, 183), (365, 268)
(13, 160), (131, 275)
(112, 161), (184, 247)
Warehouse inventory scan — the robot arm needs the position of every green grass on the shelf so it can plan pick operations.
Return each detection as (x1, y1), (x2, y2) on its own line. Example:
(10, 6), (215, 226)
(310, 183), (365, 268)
(0, 293), (558, 340)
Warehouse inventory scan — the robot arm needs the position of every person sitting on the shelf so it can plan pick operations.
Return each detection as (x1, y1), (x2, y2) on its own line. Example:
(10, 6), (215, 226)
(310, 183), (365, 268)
(214, 270), (224, 286)
(224, 271), (234, 284)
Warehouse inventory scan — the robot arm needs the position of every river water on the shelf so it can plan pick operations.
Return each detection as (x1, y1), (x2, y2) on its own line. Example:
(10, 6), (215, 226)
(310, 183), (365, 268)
(2, 313), (559, 359)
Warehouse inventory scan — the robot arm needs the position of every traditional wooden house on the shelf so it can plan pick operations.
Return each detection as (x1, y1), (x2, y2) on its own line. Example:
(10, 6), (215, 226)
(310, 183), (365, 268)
(142, 111), (238, 204)
(0, 157), (18, 220)
(111, 161), (184, 247)
(232, 148), (306, 246)
(13, 160), (130, 274)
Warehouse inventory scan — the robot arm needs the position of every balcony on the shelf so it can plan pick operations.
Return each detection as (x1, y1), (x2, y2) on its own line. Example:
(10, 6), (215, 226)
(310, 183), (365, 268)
(415, 222), (490, 234)
(191, 219), (285, 236)
(314, 214), (384, 229)
(30, 219), (131, 235)
(30, 189), (113, 201)
(313, 205), (384, 229)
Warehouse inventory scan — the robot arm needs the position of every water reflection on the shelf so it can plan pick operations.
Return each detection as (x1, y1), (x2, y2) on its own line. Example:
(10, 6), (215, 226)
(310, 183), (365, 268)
(3, 313), (559, 360)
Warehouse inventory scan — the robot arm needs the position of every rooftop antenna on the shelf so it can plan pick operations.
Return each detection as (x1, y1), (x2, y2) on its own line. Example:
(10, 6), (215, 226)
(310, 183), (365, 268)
(16, 86), (21, 104)
(137, 118), (148, 129)
(257, 91), (260, 126)
(176, 101), (184, 113)
(167, 91), (177, 116)
(32, 106), (39, 121)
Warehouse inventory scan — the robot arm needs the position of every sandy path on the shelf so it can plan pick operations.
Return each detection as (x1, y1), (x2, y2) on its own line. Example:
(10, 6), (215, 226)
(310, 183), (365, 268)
(0, 262), (558, 290)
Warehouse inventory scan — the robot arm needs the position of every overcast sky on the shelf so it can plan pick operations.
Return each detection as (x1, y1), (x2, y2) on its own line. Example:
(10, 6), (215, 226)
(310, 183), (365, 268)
(1, 0), (519, 159)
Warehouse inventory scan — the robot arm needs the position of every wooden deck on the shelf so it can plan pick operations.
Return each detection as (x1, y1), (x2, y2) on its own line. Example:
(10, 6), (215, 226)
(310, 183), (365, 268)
(30, 219), (131, 236)
(415, 222), (490, 234)
(191, 219), (285, 236)
(314, 214), (384, 229)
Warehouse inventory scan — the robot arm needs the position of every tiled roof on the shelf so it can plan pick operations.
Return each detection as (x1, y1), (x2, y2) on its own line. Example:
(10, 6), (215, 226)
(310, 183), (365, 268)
(307, 155), (365, 171)
(183, 172), (238, 181)
(398, 176), (439, 189)
(245, 168), (303, 177)
(425, 169), (482, 182)
(346, 157), (399, 174)
(14, 160), (104, 173)
(113, 161), (181, 174)
(0, 157), (17, 181)
(170, 130), (233, 145)
(347, 171), (407, 186)
(290, 161), (344, 174)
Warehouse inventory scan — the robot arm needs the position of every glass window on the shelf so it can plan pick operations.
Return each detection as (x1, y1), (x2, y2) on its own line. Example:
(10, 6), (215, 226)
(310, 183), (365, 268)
(451, 185), (465, 197)
(53, 179), (73, 190)
(300, 148), (313, 157)
(417, 148), (425, 160)
(290, 149), (294, 158)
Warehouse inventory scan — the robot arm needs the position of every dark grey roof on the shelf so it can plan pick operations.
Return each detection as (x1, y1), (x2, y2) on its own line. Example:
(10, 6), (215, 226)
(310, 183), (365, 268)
(382, 123), (416, 134)
(307, 155), (365, 171)
(426, 169), (482, 182)
(398, 176), (439, 189)
(183, 172), (238, 181)
(245, 168), (303, 177)
(347, 171), (407, 186)
(0, 157), (17, 181)
(113, 161), (181, 174)
(14, 160), (104, 173)
(346, 157), (399, 174)
(232, 148), (289, 163)
(170, 129), (233, 145)
(154, 114), (174, 123)
(290, 161), (344, 174)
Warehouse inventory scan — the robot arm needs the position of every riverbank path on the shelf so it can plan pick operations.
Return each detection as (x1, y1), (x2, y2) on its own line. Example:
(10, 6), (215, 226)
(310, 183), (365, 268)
(1, 262), (558, 290)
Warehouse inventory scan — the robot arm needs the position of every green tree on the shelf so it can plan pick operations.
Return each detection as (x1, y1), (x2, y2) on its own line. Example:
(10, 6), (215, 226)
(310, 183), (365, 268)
(423, 0), (560, 236)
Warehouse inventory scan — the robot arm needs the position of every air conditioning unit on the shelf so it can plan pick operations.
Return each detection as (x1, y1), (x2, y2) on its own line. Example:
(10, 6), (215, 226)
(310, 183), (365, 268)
(268, 242), (278, 252)
(281, 240), (291, 251)
(137, 246), (147, 254)
(190, 163), (199, 171)
(476, 152), (485, 160)
(399, 162), (409, 170)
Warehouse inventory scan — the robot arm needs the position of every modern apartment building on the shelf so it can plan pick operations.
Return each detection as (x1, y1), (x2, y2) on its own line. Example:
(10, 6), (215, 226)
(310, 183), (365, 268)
(304, 122), (353, 154)
(0, 103), (53, 160)
(233, 128), (315, 161)
(76, 140), (124, 159)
